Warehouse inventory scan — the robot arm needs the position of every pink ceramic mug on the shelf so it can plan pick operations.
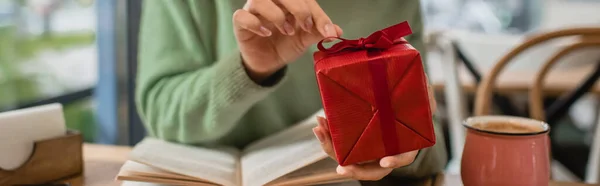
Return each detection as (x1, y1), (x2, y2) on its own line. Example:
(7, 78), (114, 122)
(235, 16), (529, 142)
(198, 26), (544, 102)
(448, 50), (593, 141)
(461, 116), (550, 186)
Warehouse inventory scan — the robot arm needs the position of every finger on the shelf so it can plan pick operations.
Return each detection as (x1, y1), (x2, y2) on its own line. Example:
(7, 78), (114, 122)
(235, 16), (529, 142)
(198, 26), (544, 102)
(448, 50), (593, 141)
(323, 24), (344, 43)
(314, 127), (336, 159)
(244, 0), (294, 35)
(316, 117), (333, 146)
(428, 83), (437, 113)
(379, 150), (419, 168)
(275, 0), (312, 32)
(337, 163), (392, 181)
(316, 116), (329, 131)
(319, 127), (333, 147)
(425, 75), (437, 113)
(313, 127), (325, 143)
(306, 0), (337, 38)
(335, 24), (343, 36)
(317, 128), (336, 159)
(233, 9), (272, 38)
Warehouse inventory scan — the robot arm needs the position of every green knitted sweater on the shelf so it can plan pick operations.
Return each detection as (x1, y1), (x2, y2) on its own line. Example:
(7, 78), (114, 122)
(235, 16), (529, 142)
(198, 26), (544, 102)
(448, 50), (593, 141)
(136, 0), (447, 179)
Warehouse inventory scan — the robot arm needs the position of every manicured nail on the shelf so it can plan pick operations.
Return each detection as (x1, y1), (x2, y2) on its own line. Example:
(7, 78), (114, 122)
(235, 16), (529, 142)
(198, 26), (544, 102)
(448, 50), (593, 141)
(304, 17), (313, 31)
(381, 160), (395, 168)
(313, 128), (324, 142)
(317, 116), (329, 130)
(317, 117), (324, 127)
(324, 24), (336, 37)
(283, 22), (295, 35)
(337, 166), (351, 176)
(260, 26), (272, 36)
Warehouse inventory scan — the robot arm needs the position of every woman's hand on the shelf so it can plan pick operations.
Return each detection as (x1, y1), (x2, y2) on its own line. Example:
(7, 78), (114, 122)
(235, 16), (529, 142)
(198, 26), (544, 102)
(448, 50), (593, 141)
(314, 117), (419, 181)
(313, 78), (437, 181)
(233, 0), (343, 83)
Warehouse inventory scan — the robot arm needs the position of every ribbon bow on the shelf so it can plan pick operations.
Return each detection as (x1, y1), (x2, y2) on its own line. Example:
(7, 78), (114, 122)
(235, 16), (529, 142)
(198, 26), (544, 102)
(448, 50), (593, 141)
(317, 21), (413, 54)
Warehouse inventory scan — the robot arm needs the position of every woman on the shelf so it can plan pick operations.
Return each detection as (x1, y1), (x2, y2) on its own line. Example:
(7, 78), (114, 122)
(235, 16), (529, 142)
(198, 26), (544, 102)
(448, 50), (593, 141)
(135, 0), (447, 183)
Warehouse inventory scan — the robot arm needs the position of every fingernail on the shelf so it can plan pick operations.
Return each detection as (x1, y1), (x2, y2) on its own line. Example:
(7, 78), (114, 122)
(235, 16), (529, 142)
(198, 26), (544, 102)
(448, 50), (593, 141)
(304, 17), (313, 31)
(317, 117), (325, 127)
(260, 26), (272, 36)
(283, 22), (295, 35)
(337, 166), (351, 176)
(313, 128), (324, 142)
(324, 24), (336, 37)
(381, 161), (395, 168)
(317, 116), (329, 130)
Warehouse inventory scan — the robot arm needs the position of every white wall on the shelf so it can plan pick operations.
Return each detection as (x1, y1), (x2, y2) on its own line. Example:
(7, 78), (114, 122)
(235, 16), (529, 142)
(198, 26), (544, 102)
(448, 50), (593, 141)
(539, 0), (600, 30)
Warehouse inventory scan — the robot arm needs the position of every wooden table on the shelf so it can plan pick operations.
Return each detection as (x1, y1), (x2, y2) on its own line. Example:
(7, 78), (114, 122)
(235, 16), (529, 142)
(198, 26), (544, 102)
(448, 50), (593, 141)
(427, 56), (600, 96)
(62, 144), (131, 186)
(62, 144), (593, 186)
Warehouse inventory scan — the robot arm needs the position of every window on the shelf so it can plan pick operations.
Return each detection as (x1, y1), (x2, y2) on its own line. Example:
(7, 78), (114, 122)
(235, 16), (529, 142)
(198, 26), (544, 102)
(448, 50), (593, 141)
(421, 0), (543, 34)
(0, 0), (97, 142)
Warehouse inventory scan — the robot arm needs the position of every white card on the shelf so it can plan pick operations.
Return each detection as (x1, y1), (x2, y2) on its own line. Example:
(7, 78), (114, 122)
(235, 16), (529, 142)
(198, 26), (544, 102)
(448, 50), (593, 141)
(0, 103), (66, 170)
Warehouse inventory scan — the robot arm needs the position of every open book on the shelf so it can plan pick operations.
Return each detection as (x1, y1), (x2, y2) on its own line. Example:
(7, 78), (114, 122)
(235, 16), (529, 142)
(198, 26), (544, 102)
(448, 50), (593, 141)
(116, 110), (356, 186)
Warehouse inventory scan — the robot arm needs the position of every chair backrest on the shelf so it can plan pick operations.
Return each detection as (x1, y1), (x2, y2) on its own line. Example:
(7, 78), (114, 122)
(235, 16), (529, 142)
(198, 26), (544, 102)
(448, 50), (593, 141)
(474, 28), (600, 116)
(530, 34), (600, 184)
(529, 37), (600, 120)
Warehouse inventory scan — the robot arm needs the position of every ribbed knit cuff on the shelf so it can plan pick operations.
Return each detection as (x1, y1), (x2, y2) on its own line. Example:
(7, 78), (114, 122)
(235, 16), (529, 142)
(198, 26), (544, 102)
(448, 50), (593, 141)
(211, 50), (288, 103)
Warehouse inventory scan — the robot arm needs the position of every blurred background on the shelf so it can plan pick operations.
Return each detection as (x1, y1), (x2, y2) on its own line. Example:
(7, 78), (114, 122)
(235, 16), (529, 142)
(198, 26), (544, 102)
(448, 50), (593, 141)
(0, 0), (136, 145)
(0, 0), (96, 141)
(0, 0), (599, 182)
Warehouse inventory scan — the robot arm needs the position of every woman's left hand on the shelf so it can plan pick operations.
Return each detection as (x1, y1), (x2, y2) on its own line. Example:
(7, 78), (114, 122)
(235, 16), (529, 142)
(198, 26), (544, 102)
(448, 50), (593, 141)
(313, 77), (436, 181)
(313, 116), (419, 181)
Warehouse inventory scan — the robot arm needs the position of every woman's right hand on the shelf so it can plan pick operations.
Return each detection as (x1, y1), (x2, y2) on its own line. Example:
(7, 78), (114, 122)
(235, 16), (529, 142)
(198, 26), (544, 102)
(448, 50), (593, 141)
(233, 0), (343, 83)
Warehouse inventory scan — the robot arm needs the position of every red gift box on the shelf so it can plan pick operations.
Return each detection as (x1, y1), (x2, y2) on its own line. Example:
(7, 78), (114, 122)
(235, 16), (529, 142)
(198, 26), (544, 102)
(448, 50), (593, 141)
(313, 21), (436, 166)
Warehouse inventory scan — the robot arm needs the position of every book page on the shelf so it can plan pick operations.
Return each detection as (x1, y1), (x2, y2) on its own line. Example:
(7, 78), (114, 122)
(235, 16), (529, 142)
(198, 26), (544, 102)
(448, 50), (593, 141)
(121, 181), (171, 186)
(266, 158), (351, 186)
(117, 161), (217, 186)
(128, 138), (240, 186)
(243, 109), (323, 152)
(118, 161), (204, 182)
(241, 110), (340, 186)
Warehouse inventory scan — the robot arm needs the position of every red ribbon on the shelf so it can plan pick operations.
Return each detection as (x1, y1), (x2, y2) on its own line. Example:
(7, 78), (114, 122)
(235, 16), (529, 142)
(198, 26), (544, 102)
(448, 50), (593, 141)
(317, 21), (413, 54)
(317, 21), (414, 156)
(368, 54), (400, 156)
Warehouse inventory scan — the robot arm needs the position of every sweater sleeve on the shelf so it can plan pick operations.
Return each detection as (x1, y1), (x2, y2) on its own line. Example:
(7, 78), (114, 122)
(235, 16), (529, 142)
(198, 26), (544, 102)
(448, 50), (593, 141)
(135, 1), (286, 144)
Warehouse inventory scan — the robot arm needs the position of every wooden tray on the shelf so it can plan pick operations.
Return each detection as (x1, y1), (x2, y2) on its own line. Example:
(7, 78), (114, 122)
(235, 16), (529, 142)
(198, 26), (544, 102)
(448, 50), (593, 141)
(0, 130), (83, 185)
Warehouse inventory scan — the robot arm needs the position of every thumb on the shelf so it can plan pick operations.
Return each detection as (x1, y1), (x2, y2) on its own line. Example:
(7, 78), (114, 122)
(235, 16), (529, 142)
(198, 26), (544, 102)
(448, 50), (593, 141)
(304, 24), (343, 47)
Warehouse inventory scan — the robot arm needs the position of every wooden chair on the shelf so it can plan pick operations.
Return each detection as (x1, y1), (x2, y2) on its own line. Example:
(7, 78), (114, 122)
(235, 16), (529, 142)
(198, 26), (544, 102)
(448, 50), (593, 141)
(529, 36), (600, 184)
(474, 27), (600, 181)
(425, 31), (468, 174)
